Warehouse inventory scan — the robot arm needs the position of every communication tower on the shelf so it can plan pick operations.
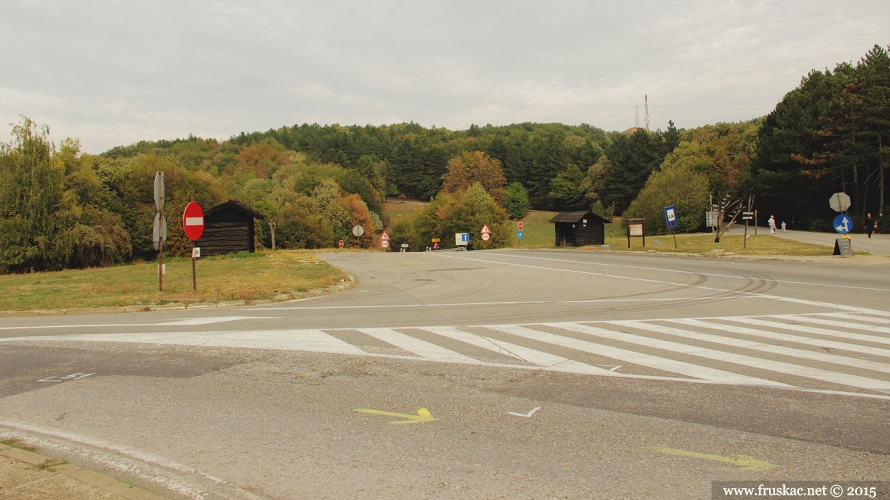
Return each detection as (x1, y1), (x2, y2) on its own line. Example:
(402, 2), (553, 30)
(644, 94), (650, 131)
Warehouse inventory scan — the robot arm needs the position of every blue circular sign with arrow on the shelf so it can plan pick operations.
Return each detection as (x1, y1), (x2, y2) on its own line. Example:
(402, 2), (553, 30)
(833, 214), (853, 234)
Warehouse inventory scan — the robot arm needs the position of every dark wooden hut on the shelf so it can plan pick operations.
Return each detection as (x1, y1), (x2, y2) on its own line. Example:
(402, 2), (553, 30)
(196, 200), (265, 256)
(549, 211), (608, 246)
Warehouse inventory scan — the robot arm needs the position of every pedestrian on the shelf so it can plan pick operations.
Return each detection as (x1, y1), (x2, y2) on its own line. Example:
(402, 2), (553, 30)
(781, 221), (786, 234)
(768, 215), (776, 234)
(866, 213), (875, 238)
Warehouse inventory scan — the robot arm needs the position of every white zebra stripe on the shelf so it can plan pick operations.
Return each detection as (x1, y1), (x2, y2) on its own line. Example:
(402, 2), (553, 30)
(486, 324), (790, 387)
(554, 322), (890, 392)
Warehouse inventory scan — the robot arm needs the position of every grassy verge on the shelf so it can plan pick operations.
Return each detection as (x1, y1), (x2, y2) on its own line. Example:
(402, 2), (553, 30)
(607, 232), (842, 256)
(0, 250), (348, 313)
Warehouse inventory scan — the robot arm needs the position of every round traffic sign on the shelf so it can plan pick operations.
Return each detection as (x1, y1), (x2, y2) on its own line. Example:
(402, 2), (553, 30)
(381, 240), (390, 248)
(352, 225), (364, 237)
(338, 240), (344, 248)
(833, 214), (853, 234)
(517, 221), (523, 231)
(182, 202), (204, 241)
(481, 233), (490, 241)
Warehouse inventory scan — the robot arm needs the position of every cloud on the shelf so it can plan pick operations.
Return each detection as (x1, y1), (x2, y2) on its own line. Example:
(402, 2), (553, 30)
(1, 1), (887, 152)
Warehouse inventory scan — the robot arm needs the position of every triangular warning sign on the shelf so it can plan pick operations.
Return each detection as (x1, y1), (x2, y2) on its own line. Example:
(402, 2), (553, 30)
(380, 232), (389, 240)
(481, 224), (491, 234)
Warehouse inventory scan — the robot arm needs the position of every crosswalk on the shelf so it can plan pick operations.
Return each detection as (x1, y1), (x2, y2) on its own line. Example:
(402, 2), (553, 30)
(5, 311), (890, 397)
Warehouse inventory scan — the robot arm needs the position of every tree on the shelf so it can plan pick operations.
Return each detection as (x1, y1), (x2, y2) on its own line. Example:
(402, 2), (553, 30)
(602, 129), (669, 214)
(503, 182), (530, 220)
(625, 162), (710, 235)
(0, 117), (73, 272)
(414, 183), (510, 249)
(548, 163), (586, 210)
(441, 151), (507, 203)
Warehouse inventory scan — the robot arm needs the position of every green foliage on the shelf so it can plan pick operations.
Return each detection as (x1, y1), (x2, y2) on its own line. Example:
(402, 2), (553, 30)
(603, 129), (671, 214)
(441, 151), (507, 203)
(414, 183), (510, 250)
(754, 43), (890, 227)
(625, 162), (710, 234)
(548, 163), (587, 210)
(503, 182), (530, 220)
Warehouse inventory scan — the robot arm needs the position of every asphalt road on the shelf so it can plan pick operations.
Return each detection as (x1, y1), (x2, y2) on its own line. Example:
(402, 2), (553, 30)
(1, 249), (889, 499)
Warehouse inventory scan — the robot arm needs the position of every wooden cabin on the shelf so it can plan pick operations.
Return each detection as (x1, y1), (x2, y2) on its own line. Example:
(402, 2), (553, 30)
(549, 211), (608, 246)
(196, 200), (265, 255)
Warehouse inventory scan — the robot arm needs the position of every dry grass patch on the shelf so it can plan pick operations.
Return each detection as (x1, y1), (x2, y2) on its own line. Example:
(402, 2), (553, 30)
(0, 250), (348, 313)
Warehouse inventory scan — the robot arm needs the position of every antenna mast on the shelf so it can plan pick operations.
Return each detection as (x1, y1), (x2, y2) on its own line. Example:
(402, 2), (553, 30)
(644, 94), (650, 131)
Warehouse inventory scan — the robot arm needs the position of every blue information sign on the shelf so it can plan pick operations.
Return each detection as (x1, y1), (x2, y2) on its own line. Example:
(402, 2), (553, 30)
(664, 205), (678, 230)
(833, 214), (853, 234)
(517, 230), (523, 239)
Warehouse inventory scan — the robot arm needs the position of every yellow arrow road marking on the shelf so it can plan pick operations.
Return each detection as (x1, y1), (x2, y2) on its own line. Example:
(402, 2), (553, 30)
(653, 447), (776, 471)
(354, 407), (438, 425)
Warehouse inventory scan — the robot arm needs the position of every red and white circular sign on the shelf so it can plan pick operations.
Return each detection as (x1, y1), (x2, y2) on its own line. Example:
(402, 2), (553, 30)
(182, 202), (205, 241)
(517, 221), (523, 231)
(481, 233), (490, 241)
(338, 240), (344, 248)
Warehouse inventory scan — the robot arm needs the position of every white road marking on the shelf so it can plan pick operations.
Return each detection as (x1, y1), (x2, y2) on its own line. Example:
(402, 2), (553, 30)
(4, 313), (890, 397)
(423, 325), (609, 374)
(720, 317), (890, 347)
(558, 322), (890, 392)
(357, 328), (482, 364)
(667, 318), (890, 358)
(615, 320), (890, 375)
(507, 407), (541, 418)
(486, 324), (789, 387)
(0, 316), (279, 331)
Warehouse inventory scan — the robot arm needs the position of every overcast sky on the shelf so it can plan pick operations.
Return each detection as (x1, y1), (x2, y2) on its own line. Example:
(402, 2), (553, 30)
(1, 1), (888, 154)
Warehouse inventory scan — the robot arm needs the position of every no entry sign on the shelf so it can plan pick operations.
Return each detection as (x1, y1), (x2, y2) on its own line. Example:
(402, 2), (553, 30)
(182, 202), (205, 241)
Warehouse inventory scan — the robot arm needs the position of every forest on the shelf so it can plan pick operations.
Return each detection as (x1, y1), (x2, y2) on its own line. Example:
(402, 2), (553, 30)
(1, 44), (887, 273)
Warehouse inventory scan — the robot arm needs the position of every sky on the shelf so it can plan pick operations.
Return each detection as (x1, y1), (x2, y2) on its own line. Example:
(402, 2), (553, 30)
(1, 1), (888, 154)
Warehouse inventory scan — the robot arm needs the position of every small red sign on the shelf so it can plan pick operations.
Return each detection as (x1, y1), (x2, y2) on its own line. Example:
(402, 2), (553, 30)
(517, 221), (523, 231)
(338, 240), (344, 248)
(182, 202), (204, 241)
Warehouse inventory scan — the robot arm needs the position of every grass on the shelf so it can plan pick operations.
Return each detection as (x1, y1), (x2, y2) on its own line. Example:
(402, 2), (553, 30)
(0, 250), (348, 313)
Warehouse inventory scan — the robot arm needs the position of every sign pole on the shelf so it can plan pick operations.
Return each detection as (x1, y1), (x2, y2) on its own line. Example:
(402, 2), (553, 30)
(744, 219), (748, 249)
(192, 242), (197, 290)
(159, 240), (164, 292)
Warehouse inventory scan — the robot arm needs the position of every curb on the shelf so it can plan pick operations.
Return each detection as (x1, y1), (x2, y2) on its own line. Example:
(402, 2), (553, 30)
(0, 441), (166, 500)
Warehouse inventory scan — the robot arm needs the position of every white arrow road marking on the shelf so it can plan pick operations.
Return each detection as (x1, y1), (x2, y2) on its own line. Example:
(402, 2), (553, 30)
(507, 407), (541, 418)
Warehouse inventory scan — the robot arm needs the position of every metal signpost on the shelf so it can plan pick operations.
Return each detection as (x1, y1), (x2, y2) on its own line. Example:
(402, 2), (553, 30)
(664, 206), (678, 249)
(829, 193), (853, 257)
(517, 221), (523, 247)
(182, 202), (205, 290)
(153, 172), (166, 291)
(742, 211), (754, 249)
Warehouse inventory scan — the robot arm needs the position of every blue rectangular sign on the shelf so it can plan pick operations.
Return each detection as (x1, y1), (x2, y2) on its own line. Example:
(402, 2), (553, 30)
(664, 205), (678, 230)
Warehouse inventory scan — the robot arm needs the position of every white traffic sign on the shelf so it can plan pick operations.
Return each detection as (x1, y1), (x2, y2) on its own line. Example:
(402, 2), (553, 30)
(353, 225), (365, 237)
(380, 231), (389, 241)
(829, 192), (851, 213)
(481, 233), (490, 241)
(153, 172), (165, 212)
(481, 224), (491, 234)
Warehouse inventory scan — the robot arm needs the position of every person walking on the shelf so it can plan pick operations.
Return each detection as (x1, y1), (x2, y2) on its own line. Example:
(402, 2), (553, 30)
(781, 221), (786, 234)
(768, 215), (776, 234)
(866, 213), (875, 238)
